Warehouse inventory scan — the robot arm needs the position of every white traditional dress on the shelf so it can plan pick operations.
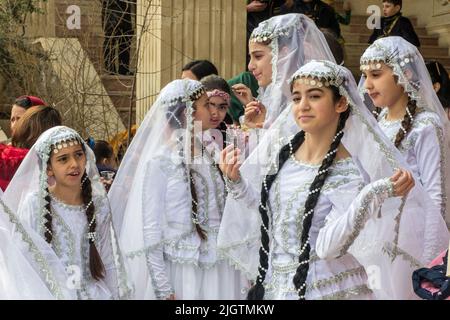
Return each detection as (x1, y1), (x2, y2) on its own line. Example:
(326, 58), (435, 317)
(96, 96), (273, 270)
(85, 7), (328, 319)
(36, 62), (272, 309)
(3, 126), (131, 300)
(19, 192), (121, 299)
(109, 79), (246, 300)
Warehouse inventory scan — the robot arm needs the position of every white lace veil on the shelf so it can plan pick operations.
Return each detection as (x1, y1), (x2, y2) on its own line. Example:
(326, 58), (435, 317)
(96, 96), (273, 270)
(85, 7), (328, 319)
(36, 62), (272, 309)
(3, 126), (131, 299)
(250, 13), (336, 127)
(358, 36), (450, 226)
(108, 79), (206, 299)
(217, 60), (449, 299)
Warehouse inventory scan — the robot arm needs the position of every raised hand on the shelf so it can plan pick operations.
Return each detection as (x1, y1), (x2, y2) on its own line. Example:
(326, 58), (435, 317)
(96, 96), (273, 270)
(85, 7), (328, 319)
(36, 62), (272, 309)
(219, 145), (242, 182)
(244, 100), (267, 129)
(231, 84), (254, 106)
(390, 169), (415, 197)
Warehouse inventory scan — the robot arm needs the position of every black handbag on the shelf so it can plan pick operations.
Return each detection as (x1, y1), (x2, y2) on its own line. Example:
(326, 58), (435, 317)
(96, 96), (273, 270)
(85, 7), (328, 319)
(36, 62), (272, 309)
(412, 251), (450, 300)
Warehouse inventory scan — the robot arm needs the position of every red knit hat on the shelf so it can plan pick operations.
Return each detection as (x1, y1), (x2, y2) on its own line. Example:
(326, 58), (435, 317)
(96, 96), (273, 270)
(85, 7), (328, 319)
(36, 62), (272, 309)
(14, 95), (47, 109)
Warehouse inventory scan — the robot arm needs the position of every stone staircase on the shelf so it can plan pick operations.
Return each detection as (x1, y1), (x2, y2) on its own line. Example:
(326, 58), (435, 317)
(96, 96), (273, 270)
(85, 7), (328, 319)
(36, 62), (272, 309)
(54, 0), (136, 126)
(334, 0), (450, 79)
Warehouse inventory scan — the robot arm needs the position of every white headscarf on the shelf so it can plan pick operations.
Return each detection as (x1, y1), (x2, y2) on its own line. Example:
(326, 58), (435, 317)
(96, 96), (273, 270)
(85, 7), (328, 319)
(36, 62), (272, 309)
(217, 60), (449, 299)
(108, 79), (207, 299)
(359, 36), (450, 226)
(250, 13), (336, 127)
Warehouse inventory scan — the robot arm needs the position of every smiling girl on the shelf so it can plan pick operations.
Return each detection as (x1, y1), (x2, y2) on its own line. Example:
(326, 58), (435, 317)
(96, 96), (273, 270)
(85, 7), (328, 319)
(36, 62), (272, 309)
(231, 13), (335, 130)
(4, 126), (130, 299)
(218, 60), (449, 300)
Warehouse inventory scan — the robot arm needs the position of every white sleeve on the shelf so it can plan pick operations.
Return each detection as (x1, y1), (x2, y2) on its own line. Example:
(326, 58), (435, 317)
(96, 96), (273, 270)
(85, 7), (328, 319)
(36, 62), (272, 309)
(96, 202), (119, 299)
(225, 176), (260, 209)
(141, 160), (174, 299)
(315, 178), (394, 259)
(414, 123), (446, 215)
(17, 192), (39, 232)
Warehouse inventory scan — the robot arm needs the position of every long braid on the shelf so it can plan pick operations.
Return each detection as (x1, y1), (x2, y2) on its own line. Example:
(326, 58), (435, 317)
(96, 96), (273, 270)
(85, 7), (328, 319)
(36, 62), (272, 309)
(44, 188), (53, 243)
(190, 172), (207, 240)
(81, 173), (105, 280)
(394, 98), (417, 148)
(247, 130), (306, 300)
(292, 109), (350, 299)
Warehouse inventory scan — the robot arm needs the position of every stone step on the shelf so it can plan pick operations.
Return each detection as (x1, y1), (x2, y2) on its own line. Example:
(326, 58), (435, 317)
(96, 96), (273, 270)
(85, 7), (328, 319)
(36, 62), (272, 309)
(101, 75), (134, 92)
(343, 33), (439, 46)
(345, 43), (448, 58)
(342, 24), (428, 37)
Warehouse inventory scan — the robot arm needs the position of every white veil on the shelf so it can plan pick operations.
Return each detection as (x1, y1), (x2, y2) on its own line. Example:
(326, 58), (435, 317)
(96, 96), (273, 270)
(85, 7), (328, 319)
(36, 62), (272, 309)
(0, 198), (76, 299)
(217, 60), (449, 299)
(3, 126), (131, 299)
(358, 36), (450, 227)
(108, 79), (206, 299)
(250, 13), (336, 127)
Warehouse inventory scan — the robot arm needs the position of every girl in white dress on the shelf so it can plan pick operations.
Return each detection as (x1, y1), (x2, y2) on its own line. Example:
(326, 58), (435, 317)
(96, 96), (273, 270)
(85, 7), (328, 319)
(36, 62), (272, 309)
(3, 126), (130, 300)
(218, 60), (449, 300)
(359, 36), (450, 228)
(109, 79), (246, 300)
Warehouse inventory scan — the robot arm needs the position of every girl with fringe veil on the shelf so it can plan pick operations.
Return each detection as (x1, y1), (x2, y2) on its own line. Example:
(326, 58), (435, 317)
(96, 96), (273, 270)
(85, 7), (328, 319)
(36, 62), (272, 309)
(3, 126), (131, 300)
(231, 13), (335, 131)
(218, 60), (449, 300)
(359, 36), (450, 229)
(108, 79), (246, 300)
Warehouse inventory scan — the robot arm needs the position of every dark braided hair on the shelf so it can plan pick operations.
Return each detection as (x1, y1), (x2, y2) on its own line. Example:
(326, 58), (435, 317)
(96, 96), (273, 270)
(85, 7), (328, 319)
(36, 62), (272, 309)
(248, 85), (350, 300)
(189, 171), (207, 240)
(44, 188), (53, 243)
(247, 130), (305, 300)
(292, 108), (350, 299)
(44, 141), (105, 281)
(393, 97), (417, 148)
(81, 172), (106, 280)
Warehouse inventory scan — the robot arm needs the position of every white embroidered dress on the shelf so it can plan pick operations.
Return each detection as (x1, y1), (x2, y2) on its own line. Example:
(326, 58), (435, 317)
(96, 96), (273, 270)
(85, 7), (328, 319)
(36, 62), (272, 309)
(142, 147), (246, 299)
(19, 192), (120, 299)
(378, 109), (447, 220)
(227, 156), (397, 300)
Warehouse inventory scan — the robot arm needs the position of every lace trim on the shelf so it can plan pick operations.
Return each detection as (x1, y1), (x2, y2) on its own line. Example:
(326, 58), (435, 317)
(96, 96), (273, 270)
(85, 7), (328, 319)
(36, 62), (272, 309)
(319, 284), (373, 300)
(339, 179), (394, 256)
(382, 242), (422, 268)
(50, 194), (84, 211)
(309, 266), (367, 291)
(0, 200), (65, 299)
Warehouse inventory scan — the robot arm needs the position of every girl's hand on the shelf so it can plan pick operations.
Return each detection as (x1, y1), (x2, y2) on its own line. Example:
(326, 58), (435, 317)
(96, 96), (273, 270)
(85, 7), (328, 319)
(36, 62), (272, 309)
(231, 84), (254, 106)
(244, 100), (267, 129)
(390, 169), (415, 197)
(219, 145), (242, 182)
(99, 177), (113, 192)
(166, 293), (176, 300)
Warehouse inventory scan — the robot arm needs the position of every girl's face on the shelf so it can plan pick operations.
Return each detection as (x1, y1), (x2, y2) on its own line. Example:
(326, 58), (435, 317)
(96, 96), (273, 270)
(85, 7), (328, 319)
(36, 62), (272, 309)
(362, 63), (406, 108)
(208, 95), (229, 128)
(193, 93), (212, 131)
(10, 105), (26, 132)
(248, 41), (273, 88)
(291, 80), (347, 134)
(47, 143), (87, 188)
